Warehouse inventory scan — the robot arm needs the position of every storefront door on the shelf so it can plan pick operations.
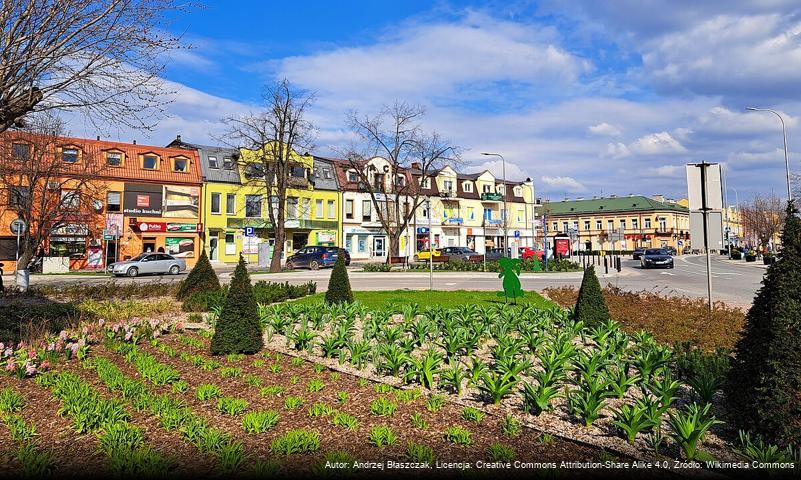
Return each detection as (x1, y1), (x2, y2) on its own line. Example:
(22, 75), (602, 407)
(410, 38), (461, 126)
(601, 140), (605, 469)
(143, 238), (157, 253)
(373, 237), (386, 257)
(209, 235), (219, 261)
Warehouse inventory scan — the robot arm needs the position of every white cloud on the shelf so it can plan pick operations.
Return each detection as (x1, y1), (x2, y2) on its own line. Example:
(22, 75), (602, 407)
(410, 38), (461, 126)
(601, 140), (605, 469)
(588, 122), (622, 136)
(541, 175), (586, 192)
(606, 142), (631, 158)
(472, 159), (530, 182)
(628, 131), (687, 155)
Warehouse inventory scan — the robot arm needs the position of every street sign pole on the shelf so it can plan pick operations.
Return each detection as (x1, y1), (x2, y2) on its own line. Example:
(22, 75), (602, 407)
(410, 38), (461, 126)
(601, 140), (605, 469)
(427, 197), (433, 291)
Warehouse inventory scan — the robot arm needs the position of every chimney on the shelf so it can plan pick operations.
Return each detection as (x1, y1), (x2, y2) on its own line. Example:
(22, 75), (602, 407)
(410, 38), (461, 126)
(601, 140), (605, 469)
(411, 162), (421, 170)
(133, 140), (137, 145)
(96, 136), (100, 141)
(652, 194), (665, 203)
(176, 134), (182, 143)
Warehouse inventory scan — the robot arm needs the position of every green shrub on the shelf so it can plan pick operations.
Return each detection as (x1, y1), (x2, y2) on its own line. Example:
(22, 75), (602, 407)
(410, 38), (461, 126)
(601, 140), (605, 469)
(181, 288), (227, 313)
(444, 426), (472, 446)
(487, 442), (516, 462)
(217, 397), (249, 416)
(406, 442), (435, 463)
(211, 256), (263, 355)
(363, 263), (392, 272)
(574, 266), (610, 328)
(242, 410), (279, 433)
(176, 249), (220, 300)
(368, 426), (397, 448)
(725, 201), (801, 447)
(270, 429), (320, 455)
(325, 251), (353, 305)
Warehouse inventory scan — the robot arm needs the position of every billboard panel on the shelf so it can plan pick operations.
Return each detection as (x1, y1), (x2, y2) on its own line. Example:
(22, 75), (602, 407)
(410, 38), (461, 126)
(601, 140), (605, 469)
(686, 164), (723, 211)
(690, 211), (724, 249)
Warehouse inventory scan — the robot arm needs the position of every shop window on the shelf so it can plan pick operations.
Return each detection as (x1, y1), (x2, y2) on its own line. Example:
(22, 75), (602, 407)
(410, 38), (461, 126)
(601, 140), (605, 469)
(208, 156), (219, 169)
(211, 192), (221, 214)
(105, 151), (123, 167)
(107, 192), (121, 212)
(327, 200), (335, 219)
(345, 199), (353, 219)
(172, 157), (189, 173)
(226, 194), (235, 215)
(142, 154), (159, 170)
(225, 233), (236, 255)
(61, 147), (79, 163)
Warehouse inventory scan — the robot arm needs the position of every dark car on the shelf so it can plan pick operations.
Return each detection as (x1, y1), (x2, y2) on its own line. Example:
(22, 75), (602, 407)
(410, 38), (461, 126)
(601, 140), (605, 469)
(484, 247), (510, 261)
(440, 246), (479, 261)
(640, 248), (674, 269)
(632, 248), (646, 260)
(286, 246), (350, 270)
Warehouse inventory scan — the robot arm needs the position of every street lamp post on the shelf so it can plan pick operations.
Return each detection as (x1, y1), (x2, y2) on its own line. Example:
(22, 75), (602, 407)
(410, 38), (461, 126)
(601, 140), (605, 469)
(746, 107), (792, 202)
(426, 196), (433, 291)
(481, 152), (508, 258)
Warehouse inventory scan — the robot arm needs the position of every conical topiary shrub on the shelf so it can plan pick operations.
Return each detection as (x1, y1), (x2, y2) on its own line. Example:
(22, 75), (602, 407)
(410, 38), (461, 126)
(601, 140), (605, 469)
(325, 249), (353, 305)
(725, 201), (801, 447)
(574, 265), (610, 328)
(211, 255), (263, 355)
(176, 249), (220, 300)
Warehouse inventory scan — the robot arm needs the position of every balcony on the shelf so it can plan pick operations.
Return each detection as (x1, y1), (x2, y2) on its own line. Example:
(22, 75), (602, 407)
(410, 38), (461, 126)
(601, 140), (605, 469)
(443, 217), (463, 225)
(483, 218), (502, 227)
(481, 192), (503, 202)
(439, 189), (457, 199)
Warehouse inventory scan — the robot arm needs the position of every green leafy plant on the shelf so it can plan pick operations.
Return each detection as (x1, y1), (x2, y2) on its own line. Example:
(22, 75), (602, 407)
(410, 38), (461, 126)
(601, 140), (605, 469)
(368, 426), (397, 448)
(283, 396), (303, 410)
(666, 403), (723, 460)
(568, 388), (607, 427)
(308, 402), (335, 418)
(404, 350), (442, 389)
(219, 367), (242, 379)
(487, 442), (516, 462)
(424, 394), (445, 412)
(439, 361), (469, 395)
(611, 403), (656, 444)
(171, 380), (189, 394)
(370, 397), (398, 416)
(195, 384), (222, 401)
(521, 380), (561, 415)
(0, 388), (25, 414)
(478, 370), (521, 405)
(406, 442), (435, 463)
(395, 388), (422, 404)
(462, 407), (485, 424)
(270, 429), (321, 455)
(410, 412), (429, 430)
(244, 374), (262, 388)
(242, 410), (280, 433)
(217, 397), (249, 416)
(687, 371), (724, 405)
(501, 415), (522, 437)
(444, 426), (472, 446)
(307, 379), (325, 393)
(335, 391), (348, 404)
(332, 412), (359, 431)
(260, 385), (284, 397)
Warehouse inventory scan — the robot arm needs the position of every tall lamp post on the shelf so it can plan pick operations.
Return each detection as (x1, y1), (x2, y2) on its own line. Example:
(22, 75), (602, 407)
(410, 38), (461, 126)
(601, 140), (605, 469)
(746, 107), (792, 202)
(481, 152), (508, 257)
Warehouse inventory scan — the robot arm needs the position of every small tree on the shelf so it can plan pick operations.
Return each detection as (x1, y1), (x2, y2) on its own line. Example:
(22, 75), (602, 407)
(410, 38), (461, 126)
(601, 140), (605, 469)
(574, 266), (610, 328)
(725, 201), (801, 447)
(325, 250), (353, 305)
(211, 256), (262, 355)
(176, 249), (220, 300)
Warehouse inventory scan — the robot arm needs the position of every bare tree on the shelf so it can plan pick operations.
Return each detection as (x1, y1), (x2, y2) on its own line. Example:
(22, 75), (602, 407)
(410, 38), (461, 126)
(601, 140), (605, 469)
(222, 80), (315, 272)
(792, 173), (801, 200)
(740, 193), (786, 249)
(0, 113), (105, 279)
(343, 102), (460, 261)
(0, 0), (189, 133)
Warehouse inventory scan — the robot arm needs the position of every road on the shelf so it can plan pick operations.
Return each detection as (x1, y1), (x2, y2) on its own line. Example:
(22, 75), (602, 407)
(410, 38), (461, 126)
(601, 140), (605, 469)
(12, 254), (765, 307)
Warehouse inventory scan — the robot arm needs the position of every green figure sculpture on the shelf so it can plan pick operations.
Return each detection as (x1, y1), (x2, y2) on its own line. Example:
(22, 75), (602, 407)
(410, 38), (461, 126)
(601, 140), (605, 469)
(497, 257), (524, 304)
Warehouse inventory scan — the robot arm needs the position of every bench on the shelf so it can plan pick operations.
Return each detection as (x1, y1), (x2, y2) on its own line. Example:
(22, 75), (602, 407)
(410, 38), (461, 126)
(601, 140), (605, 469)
(389, 256), (408, 268)
(431, 255), (449, 263)
(467, 255), (484, 263)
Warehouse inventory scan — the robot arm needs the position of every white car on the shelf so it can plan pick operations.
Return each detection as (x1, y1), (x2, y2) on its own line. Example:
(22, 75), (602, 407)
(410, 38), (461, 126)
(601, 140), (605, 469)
(108, 253), (187, 277)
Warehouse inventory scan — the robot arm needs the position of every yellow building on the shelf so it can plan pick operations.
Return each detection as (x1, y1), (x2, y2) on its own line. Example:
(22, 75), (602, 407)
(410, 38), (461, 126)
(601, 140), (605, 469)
(544, 195), (690, 252)
(168, 139), (340, 264)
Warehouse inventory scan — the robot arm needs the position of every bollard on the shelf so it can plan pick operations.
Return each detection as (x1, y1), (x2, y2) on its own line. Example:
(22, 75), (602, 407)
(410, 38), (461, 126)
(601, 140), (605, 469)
(604, 257), (608, 274)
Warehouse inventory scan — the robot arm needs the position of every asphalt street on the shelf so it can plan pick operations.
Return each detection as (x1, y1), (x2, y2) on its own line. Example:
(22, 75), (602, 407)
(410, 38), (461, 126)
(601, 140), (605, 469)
(10, 254), (766, 307)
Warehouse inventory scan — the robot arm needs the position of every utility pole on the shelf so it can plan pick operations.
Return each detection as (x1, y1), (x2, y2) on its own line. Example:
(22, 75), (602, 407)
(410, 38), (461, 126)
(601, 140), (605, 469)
(427, 197), (433, 291)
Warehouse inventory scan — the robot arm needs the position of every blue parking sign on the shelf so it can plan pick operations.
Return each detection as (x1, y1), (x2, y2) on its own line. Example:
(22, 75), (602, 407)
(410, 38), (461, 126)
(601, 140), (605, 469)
(243, 226), (255, 237)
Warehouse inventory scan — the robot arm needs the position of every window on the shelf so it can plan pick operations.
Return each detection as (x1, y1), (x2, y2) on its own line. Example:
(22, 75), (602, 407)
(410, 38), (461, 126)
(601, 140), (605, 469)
(290, 165), (305, 178)
(327, 200), (335, 219)
(658, 217), (667, 231)
(323, 168), (332, 179)
(106, 151), (122, 167)
(142, 154), (159, 170)
(645, 218), (652, 229)
(210, 193), (221, 214)
(222, 157), (234, 170)
(208, 156), (219, 169)
(420, 178), (431, 189)
(8, 187), (29, 209)
(373, 173), (385, 192)
(225, 233), (236, 255)
(62, 147), (79, 163)
(620, 219), (626, 230)
(514, 186), (522, 197)
(632, 218), (639, 229)
(245, 195), (262, 218)
(497, 185), (505, 194)
(552, 222), (558, 231)
(172, 157), (189, 173)
(584, 220), (590, 230)
(12, 143), (30, 160)
(107, 192), (121, 212)
(287, 197), (298, 219)
(226, 194), (235, 215)
(607, 220), (614, 231)
(348, 171), (358, 183)
(463, 182), (473, 193)
(395, 175), (405, 187)
(572, 221), (579, 231)
(485, 208), (493, 220)
(315, 199), (324, 218)
(61, 190), (80, 209)
(345, 200), (354, 219)
(596, 220), (602, 230)
(443, 180), (454, 194)
(562, 222), (569, 232)
(467, 207), (475, 220)
(362, 200), (372, 222)
(482, 184), (491, 193)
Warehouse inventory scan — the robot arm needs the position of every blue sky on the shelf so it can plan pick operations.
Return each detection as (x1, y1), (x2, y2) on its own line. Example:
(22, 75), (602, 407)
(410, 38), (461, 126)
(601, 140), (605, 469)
(79, 0), (801, 201)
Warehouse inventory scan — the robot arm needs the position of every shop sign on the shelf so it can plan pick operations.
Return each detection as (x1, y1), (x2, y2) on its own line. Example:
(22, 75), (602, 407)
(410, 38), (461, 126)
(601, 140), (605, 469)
(123, 183), (163, 216)
(444, 217), (463, 225)
(52, 224), (89, 236)
(317, 231), (336, 243)
(416, 227), (429, 234)
(135, 221), (166, 233)
(166, 223), (198, 233)
(165, 237), (195, 257)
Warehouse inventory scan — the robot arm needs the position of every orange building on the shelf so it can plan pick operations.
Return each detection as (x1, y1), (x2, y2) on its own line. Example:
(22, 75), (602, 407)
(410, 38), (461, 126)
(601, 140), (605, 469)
(0, 136), (203, 271)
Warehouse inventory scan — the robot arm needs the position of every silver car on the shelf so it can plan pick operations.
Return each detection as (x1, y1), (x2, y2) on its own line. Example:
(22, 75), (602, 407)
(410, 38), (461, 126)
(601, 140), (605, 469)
(108, 253), (187, 277)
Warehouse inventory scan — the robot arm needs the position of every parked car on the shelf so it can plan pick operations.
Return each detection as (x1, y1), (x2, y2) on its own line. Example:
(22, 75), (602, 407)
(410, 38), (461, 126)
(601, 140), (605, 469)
(286, 246), (350, 270)
(414, 248), (441, 262)
(518, 246), (544, 261)
(440, 246), (479, 261)
(632, 248), (646, 260)
(484, 248), (508, 261)
(640, 248), (674, 269)
(108, 253), (187, 277)
(665, 246), (677, 256)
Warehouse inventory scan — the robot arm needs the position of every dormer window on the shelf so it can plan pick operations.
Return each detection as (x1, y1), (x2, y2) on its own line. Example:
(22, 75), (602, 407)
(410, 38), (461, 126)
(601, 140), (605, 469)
(420, 178), (431, 189)
(348, 170), (358, 183)
(171, 156), (189, 173)
(496, 185), (505, 194)
(443, 180), (454, 193)
(513, 186), (522, 197)
(482, 184), (491, 193)
(463, 182), (473, 193)
(323, 168), (332, 179)
(208, 156), (219, 169)
(142, 154), (159, 170)
(61, 147), (80, 163)
(105, 151), (123, 167)
(223, 157), (234, 170)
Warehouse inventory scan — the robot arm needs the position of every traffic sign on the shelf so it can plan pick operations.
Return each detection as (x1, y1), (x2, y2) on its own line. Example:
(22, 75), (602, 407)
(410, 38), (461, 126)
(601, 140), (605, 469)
(10, 219), (26, 235)
(514, 231), (521, 238)
(243, 226), (256, 237)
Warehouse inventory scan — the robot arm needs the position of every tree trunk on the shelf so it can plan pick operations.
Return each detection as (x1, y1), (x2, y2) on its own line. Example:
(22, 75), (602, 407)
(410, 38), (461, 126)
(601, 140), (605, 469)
(386, 231), (401, 263)
(270, 228), (285, 272)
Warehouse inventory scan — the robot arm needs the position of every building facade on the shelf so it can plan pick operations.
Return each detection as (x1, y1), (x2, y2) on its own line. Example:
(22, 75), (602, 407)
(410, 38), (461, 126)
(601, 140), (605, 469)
(543, 195), (690, 252)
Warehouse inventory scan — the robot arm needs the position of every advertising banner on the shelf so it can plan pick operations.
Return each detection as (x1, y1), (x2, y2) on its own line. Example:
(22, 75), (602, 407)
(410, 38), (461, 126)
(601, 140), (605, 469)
(165, 237), (195, 257)
(163, 186), (200, 218)
(105, 213), (124, 236)
(123, 184), (163, 216)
